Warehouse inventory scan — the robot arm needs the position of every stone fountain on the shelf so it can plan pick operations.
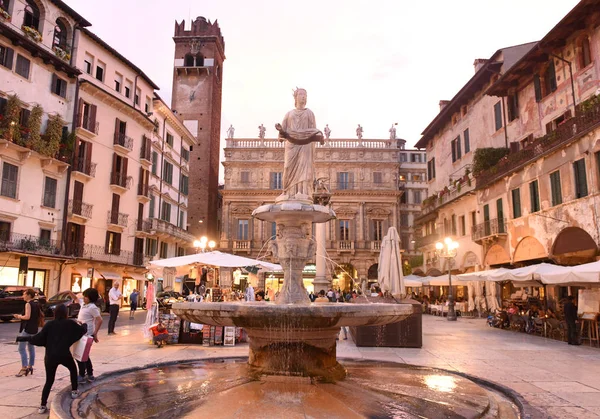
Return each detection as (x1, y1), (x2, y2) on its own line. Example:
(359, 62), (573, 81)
(172, 88), (415, 380)
(56, 89), (526, 418)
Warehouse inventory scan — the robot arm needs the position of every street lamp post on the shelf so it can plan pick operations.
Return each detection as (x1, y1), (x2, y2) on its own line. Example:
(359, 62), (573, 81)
(194, 236), (216, 254)
(435, 237), (459, 322)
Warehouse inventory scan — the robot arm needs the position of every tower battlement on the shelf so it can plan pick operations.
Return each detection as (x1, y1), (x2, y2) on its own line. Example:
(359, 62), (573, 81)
(174, 17), (225, 48)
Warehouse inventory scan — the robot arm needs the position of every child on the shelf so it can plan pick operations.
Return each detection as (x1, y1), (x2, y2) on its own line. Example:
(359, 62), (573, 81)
(149, 322), (169, 348)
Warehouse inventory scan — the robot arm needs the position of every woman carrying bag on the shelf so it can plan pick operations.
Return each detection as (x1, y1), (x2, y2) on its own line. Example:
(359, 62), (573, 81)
(14, 288), (40, 377)
(17, 304), (86, 414)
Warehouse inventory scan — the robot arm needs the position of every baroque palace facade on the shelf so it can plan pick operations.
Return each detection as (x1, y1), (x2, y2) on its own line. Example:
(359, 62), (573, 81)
(220, 135), (426, 292)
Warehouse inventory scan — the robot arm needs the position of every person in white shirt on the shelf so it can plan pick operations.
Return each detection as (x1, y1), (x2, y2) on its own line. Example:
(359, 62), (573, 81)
(76, 288), (102, 382)
(107, 282), (122, 335)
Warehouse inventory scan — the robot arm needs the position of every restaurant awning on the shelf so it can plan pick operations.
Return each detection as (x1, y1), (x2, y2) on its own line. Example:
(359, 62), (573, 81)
(123, 272), (146, 282)
(150, 251), (282, 271)
(542, 260), (600, 284)
(96, 270), (122, 281)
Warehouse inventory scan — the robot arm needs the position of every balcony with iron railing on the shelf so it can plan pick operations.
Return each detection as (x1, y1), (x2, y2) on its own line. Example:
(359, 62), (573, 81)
(476, 99), (600, 189)
(113, 132), (134, 151)
(414, 233), (440, 249)
(65, 243), (146, 266)
(141, 218), (195, 243)
(68, 199), (93, 219)
(76, 114), (99, 135)
(72, 157), (97, 178)
(107, 211), (128, 228)
(420, 177), (476, 217)
(137, 183), (149, 198)
(110, 172), (131, 190)
(0, 232), (61, 257)
(471, 218), (507, 243)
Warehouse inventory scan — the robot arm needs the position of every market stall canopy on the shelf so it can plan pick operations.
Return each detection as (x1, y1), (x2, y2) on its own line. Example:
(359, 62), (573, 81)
(149, 251), (282, 271)
(487, 263), (571, 283)
(541, 260), (600, 284)
(95, 270), (122, 281)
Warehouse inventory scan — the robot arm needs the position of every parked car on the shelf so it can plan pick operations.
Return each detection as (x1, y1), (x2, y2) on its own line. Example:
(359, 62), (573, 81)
(45, 290), (107, 318)
(0, 286), (46, 322)
(156, 291), (184, 308)
(45, 291), (81, 318)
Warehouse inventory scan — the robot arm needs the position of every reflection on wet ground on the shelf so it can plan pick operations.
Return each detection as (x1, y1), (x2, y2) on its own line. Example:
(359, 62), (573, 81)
(73, 358), (520, 418)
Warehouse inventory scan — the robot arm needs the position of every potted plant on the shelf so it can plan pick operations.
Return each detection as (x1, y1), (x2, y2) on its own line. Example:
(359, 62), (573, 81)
(53, 45), (71, 62)
(21, 25), (42, 42)
(0, 9), (11, 21)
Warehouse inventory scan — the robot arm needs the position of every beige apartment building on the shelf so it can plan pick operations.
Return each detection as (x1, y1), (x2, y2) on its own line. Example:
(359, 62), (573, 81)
(0, 1), (199, 299)
(415, 0), (600, 281)
(0, 0), (88, 295)
(220, 135), (420, 291)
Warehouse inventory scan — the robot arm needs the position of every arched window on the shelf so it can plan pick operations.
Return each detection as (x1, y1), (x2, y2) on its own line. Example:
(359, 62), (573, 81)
(195, 54), (204, 67)
(184, 53), (194, 67)
(24, 0), (40, 30)
(53, 19), (68, 49)
(579, 36), (592, 69)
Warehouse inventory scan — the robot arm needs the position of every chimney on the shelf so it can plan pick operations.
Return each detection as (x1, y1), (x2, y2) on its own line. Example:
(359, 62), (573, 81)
(439, 100), (450, 111)
(473, 58), (489, 73)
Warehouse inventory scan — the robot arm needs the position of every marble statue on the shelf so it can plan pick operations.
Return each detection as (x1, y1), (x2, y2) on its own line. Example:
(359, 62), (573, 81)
(324, 124), (331, 140)
(356, 124), (363, 140)
(389, 124), (396, 140)
(258, 124), (266, 139)
(275, 88), (324, 199)
(227, 124), (235, 139)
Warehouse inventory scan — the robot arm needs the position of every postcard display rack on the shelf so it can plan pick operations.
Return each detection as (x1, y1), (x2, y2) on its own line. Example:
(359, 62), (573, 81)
(201, 326), (246, 347)
(159, 313), (181, 344)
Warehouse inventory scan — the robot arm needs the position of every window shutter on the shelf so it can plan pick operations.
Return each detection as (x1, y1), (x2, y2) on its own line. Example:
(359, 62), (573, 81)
(533, 75), (542, 102)
(548, 61), (557, 92)
(85, 142), (93, 168)
(123, 157), (128, 177)
(20, 108), (31, 126)
(78, 98), (84, 125)
(114, 118), (120, 139)
(89, 104), (97, 129)
(73, 181), (84, 201)
(104, 232), (110, 253)
(51, 74), (58, 94)
(149, 195), (155, 218)
(4, 47), (13, 69)
(349, 172), (354, 189)
(463, 129), (470, 153)
(451, 140), (456, 162)
(60, 79), (67, 98)
(457, 136), (461, 159)
(575, 160), (588, 198)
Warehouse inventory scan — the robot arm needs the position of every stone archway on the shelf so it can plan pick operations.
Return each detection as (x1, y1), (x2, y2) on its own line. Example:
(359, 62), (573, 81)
(462, 251), (480, 270)
(513, 236), (547, 263)
(367, 264), (378, 280)
(485, 244), (510, 267)
(552, 227), (598, 265)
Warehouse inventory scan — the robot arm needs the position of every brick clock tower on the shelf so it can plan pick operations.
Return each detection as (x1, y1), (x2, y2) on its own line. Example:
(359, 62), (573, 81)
(171, 17), (225, 239)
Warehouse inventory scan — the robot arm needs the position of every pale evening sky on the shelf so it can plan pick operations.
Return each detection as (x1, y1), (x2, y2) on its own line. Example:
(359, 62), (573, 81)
(65, 0), (579, 148)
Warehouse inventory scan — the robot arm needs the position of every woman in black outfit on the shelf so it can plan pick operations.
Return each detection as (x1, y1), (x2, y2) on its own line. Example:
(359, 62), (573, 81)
(14, 288), (40, 377)
(18, 304), (86, 414)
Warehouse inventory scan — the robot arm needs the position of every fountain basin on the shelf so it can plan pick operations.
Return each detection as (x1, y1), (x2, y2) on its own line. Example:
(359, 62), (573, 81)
(172, 302), (416, 380)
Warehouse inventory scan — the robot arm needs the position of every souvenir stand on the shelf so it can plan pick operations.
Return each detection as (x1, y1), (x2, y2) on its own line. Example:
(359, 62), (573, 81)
(149, 251), (281, 346)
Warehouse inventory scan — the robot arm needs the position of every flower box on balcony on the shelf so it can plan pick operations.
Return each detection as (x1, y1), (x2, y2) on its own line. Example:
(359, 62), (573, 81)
(53, 46), (71, 62)
(0, 9), (11, 21)
(22, 25), (42, 43)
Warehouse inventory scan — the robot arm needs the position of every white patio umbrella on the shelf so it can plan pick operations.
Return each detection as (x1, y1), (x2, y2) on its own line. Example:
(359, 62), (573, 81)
(488, 262), (570, 283)
(403, 274), (429, 288)
(457, 268), (511, 282)
(541, 260), (600, 284)
(474, 281), (487, 313)
(378, 227), (405, 296)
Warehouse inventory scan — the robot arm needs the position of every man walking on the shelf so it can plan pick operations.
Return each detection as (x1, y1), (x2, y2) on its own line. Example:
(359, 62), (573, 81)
(129, 289), (139, 320)
(107, 282), (122, 335)
(564, 296), (580, 345)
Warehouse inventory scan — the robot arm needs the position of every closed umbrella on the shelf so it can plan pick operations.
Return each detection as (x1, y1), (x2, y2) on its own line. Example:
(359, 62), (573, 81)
(378, 227), (405, 297)
(486, 281), (500, 311)
(474, 281), (487, 313)
(467, 282), (475, 312)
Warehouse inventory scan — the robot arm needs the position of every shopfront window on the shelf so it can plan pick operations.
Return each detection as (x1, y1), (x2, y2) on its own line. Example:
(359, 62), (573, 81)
(71, 274), (90, 293)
